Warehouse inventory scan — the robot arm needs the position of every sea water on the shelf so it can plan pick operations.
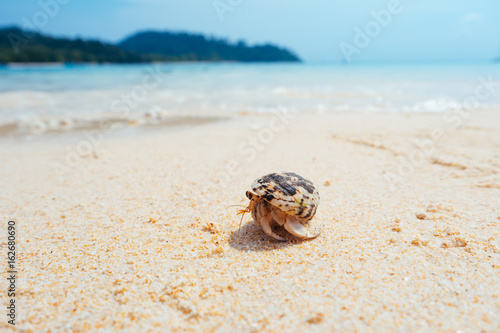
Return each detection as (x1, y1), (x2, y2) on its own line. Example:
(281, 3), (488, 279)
(1, 61), (499, 131)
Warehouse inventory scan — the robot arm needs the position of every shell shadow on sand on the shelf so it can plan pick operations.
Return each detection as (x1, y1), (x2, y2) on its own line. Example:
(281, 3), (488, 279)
(228, 219), (313, 252)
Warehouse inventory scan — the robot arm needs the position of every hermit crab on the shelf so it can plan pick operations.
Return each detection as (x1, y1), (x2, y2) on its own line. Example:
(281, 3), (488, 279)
(238, 172), (322, 241)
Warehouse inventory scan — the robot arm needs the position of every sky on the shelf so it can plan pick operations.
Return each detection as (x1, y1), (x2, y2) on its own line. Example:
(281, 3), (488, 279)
(1, 0), (500, 63)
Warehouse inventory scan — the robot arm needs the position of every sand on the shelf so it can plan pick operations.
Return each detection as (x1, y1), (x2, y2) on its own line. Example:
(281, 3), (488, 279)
(1, 110), (499, 332)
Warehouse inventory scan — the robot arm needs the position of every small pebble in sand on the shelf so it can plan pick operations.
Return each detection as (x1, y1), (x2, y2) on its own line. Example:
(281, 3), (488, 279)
(444, 228), (458, 236)
(203, 222), (219, 234)
(306, 313), (324, 324)
(416, 212), (427, 220)
(441, 241), (452, 249)
(454, 238), (467, 247)
(441, 238), (467, 248)
(411, 239), (429, 246)
(324, 180), (331, 186)
(426, 205), (439, 213)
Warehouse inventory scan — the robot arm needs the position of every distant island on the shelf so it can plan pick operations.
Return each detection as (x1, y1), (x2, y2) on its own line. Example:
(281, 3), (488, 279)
(118, 31), (300, 62)
(0, 27), (300, 64)
(0, 27), (143, 64)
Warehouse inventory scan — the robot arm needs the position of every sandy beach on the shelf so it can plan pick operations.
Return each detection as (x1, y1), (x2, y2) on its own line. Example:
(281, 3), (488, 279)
(1, 110), (499, 332)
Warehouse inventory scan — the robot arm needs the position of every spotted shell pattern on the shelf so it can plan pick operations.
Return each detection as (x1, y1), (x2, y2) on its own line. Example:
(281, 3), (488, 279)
(247, 172), (320, 221)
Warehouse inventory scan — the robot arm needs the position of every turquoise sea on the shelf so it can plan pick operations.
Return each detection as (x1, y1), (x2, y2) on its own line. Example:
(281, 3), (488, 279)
(1, 61), (499, 133)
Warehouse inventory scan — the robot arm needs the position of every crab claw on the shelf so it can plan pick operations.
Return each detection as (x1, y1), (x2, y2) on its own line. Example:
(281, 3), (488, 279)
(259, 214), (286, 241)
(284, 216), (322, 239)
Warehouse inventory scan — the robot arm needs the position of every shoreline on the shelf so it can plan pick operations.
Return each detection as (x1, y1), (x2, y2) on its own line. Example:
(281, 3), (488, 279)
(0, 60), (303, 69)
(0, 114), (229, 138)
(2, 107), (500, 139)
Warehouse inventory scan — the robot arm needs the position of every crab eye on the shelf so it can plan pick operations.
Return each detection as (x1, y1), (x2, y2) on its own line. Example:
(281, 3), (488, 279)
(245, 191), (253, 200)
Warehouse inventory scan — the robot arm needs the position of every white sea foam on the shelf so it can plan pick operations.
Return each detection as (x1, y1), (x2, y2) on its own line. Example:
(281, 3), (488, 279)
(1, 62), (499, 135)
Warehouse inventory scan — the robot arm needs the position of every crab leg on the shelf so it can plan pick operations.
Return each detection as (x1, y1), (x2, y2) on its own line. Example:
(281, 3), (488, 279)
(254, 202), (286, 241)
(284, 216), (322, 239)
(270, 209), (287, 226)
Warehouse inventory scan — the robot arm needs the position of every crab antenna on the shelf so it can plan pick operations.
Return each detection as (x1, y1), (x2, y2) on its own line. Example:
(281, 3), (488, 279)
(226, 204), (247, 210)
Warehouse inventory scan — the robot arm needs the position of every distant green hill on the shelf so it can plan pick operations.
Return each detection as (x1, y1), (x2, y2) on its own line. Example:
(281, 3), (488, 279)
(0, 27), (144, 64)
(0, 27), (301, 63)
(118, 31), (301, 62)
